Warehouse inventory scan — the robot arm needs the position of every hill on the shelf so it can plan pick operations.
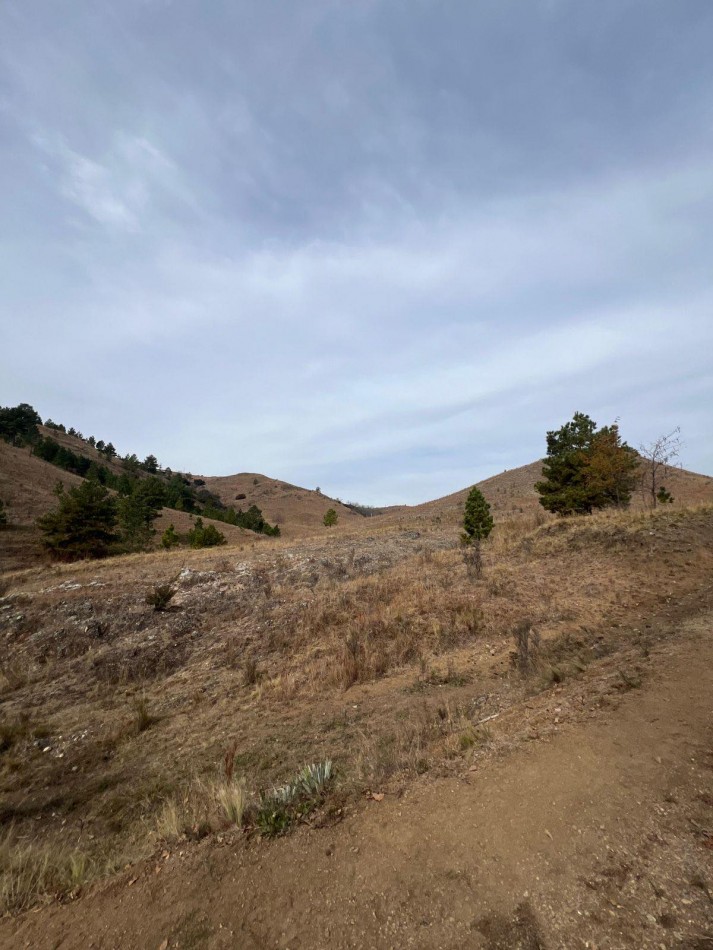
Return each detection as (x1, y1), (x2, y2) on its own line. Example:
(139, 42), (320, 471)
(201, 472), (364, 537)
(377, 458), (713, 531)
(0, 434), (253, 572)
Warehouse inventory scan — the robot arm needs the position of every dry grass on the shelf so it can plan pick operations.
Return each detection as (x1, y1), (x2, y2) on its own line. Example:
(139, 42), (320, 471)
(0, 502), (712, 912)
(0, 833), (93, 914)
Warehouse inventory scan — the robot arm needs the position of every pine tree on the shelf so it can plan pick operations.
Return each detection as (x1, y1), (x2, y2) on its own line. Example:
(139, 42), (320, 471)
(37, 479), (118, 559)
(187, 517), (226, 548)
(117, 483), (163, 550)
(323, 508), (338, 527)
(535, 412), (638, 515)
(161, 523), (181, 548)
(461, 487), (493, 544)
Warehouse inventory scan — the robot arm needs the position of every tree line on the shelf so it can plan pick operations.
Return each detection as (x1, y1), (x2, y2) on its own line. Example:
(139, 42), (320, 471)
(0, 402), (279, 557)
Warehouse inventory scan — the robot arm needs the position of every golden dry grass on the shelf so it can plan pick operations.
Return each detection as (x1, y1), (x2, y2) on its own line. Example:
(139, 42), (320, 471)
(1, 499), (713, 912)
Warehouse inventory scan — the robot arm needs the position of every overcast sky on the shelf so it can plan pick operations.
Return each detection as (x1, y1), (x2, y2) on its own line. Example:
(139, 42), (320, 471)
(1, 1), (712, 504)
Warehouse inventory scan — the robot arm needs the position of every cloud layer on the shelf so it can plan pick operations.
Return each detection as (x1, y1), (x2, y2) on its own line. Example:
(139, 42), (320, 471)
(1, 1), (712, 503)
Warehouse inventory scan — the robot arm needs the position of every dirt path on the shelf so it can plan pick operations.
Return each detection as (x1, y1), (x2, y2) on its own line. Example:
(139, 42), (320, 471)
(3, 614), (712, 950)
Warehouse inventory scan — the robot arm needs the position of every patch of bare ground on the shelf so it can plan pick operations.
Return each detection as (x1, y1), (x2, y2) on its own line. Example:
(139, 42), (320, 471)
(0, 504), (711, 946)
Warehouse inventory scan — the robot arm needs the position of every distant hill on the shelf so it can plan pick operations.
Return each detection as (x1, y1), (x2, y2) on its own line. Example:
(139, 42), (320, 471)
(374, 458), (713, 530)
(201, 473), (364, 536)
(3, 407), (712, 568)
(0, 432), (253, 572)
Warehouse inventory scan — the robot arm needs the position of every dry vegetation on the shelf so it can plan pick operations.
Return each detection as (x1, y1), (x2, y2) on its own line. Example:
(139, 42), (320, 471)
(2, 495), (713, 915)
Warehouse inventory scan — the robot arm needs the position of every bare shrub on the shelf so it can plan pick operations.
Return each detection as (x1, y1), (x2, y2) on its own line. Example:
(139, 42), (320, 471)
(341, 629), (364, 688)
(462, 540), (483, 579)
(224, 739), (238, 783)
(242, 657), (260, 687)
(145, 581), (177, 612)
(133, 696), (156, 733)
(511, 619), (540, 674)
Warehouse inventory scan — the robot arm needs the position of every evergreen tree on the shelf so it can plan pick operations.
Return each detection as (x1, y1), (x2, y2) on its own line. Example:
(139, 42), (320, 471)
(117, 482), (163, 550)
(0, 403), (41, 445)
(536, 412), (638, 515)
(37, 479), (118, 559)
(143, 454), (159, 474)
(461, 487), (493, 544)
(581, 425), (638, 509)
(161, 523), (181, 549)
(323, 508), (338, 527)
(187, 517), (226, 548)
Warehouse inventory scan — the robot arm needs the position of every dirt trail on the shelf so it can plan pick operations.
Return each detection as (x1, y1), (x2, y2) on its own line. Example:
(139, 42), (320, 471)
(3, 614), (712, 950)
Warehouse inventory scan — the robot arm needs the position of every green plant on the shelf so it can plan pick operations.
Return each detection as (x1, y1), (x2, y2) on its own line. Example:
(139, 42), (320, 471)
(323, 508), (338, 527)
(461, 486), (493, 545)
(187, 518), (226, 549)
(117, 482), (163, 549)
(535, 413), (638, 515)
(161, 523), (181, 548)
(37, 478), (118, 560)
(0, 403), (41, 446)
(255, 760), (334, 837)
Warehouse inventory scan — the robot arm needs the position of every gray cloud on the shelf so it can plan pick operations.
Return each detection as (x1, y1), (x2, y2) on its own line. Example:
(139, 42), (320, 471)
(1, 1), (712, 503)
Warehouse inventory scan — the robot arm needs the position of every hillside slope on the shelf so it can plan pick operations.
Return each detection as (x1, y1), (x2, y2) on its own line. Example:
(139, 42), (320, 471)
(0, 438), (251, 572)
(1, 504), (712, 947)
(380, 458), (713, 530)
(202, 472), (363, 536)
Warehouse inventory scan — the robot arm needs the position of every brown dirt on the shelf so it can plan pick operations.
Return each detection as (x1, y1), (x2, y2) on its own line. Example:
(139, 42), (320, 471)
(1, 609), (711, 949)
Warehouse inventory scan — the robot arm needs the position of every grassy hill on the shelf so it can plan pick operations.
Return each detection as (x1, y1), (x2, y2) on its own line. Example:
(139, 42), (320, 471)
(376, 458), (713, 532)
(202, 472), (364, 537)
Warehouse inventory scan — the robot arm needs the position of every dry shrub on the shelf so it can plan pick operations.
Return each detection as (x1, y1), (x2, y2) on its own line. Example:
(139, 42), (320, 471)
(156, 777), (246, 841)
(145, 581), (177, 611)
(0, 657), (31, 692)
(133, 696), (156, 733)
(462, 541), (483, 579)
(242, 656), (260, 687)
(0, 713), (49, 753)
(511, 619), (540, 674)
(216, 781), (246, 826)
(487, 563), (516, 597)
(155, 782), (216, 841)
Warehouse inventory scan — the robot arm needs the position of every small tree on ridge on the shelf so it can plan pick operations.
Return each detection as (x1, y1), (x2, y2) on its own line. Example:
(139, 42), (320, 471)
(461, 487), (493, 545)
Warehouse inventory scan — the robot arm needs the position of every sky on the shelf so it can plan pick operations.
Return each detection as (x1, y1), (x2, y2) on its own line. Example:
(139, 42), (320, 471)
(1, 1), (712, 505)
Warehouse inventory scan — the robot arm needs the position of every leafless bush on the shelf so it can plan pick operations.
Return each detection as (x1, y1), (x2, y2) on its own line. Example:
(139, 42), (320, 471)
(242, 657), (260, 687)
(133, 696), (156, 732)
(145, 581), (177, 611)
(462, 540), (482, 579)
(341, 630), (364, 688)
(511, 619), (540, 674)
